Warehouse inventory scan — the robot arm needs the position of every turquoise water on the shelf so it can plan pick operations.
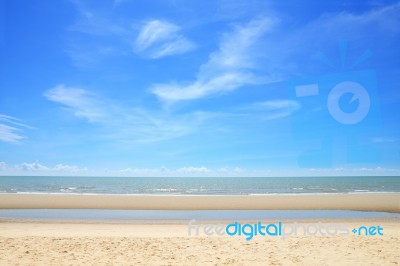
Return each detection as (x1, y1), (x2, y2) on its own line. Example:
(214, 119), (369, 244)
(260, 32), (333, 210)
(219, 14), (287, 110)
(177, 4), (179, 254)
(0, 176), (399, 195)
(0, 210), (399, 220)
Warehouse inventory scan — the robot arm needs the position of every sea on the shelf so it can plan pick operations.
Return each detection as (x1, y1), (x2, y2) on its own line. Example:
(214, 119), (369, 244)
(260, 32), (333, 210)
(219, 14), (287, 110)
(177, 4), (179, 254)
(0, 175), (399, 195)
(1, 175), (399, 220)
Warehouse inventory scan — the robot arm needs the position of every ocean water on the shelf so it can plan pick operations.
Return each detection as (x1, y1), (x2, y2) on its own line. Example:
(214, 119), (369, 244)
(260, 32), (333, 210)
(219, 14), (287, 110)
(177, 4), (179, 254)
(1, 209), (399, 220)
(0, 176), (399, 195)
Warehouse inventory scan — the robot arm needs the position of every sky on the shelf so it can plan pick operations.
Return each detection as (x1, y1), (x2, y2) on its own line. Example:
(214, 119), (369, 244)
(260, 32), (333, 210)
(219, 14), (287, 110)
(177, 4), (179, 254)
(0, 0), (399, 176)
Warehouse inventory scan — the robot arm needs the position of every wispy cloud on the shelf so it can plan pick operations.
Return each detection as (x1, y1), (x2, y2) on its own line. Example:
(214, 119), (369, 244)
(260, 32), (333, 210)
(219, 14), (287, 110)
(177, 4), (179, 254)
(68, 1), (128, 36)
(44, 85), (107, 122)
(0, 114), (33, 144)
(135, 20), (195, 58)
(65, 2), (133, 67)
(246, 100), (301, 120)
(44, 85), (213, 143)
(251, 100), (299, 110)
(0, 124), (24, 144)
(136, 20), (179, 51)
(152, 72), (251, 102)
(150, 36), (195, 58)
(314, 3), (400, 38)
(151, 3), (400, 103)
(151, 17), (275, 103)
(67, 2), (196, 66)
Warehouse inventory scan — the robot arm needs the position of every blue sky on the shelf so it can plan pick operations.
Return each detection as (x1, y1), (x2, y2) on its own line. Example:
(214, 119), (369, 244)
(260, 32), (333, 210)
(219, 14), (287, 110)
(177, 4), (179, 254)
(0, 0), (399, 176)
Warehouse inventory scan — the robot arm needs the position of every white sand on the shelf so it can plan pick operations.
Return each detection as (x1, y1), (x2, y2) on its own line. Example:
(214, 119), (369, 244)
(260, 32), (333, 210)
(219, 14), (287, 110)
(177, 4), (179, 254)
(0, 193), (399, 212)
(1, 193), (399, 264)
(0, 219), (399, 265)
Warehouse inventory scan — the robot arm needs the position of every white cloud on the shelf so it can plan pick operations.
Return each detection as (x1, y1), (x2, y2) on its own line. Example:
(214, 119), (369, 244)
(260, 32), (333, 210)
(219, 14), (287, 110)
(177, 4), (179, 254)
(151, 4), (400, 104)
(44, 85), (107, 122)
(0, 163), (246, 177)
(177, 166), (211, 174)
(136, 20), (179, 51)
(315, 3), (400, 37)
(117, 166), (247, 177)
(120, 167), (155, 174)
(44, 85), (213, 143)
(0, 161), (87, 174)
(68, 3), (128, 36)
(116, 166), (400, 177)
(151, 17), (275, 103)
(0, 124), (25, 144)
(21, 162), (49, 171)
(217, 167), (244, 173)
(2, 161), (399, 177)
(150, 36), (195, 59)
(152, 72), (251, 102)
(66, 2), (131, 67)
(44, 85), (298, 146)
(252, 100), (299, 110)
(0, 114), (33, 144)
(248, 100), (301, 120)
(354, 166), (399, 173)
(204, 18), (274, 71)
(0, 114), (34, 129)
(53, 164), (87, 172)
(135, 20), (195, 58)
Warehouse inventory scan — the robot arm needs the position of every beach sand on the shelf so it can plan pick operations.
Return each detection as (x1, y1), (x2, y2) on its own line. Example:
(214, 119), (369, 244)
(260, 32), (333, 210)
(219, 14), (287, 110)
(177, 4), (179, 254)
(0, 219), (399, 265)
(0, 193), (399, 212)
(1, 193), (399, 264)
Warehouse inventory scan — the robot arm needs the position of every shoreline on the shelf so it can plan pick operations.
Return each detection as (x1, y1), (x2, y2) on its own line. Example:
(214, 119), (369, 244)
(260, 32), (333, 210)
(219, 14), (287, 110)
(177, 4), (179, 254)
(0, 192), (399, 212)
(5, 191), (400, 195)
(1, 216), (400, 224)
(1, 209), (400, 222)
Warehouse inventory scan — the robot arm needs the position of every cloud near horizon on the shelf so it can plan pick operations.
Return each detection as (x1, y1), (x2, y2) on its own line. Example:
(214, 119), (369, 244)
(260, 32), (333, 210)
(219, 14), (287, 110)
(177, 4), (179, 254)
(0, 161), (87, 173)
(1, 161), (399, 177)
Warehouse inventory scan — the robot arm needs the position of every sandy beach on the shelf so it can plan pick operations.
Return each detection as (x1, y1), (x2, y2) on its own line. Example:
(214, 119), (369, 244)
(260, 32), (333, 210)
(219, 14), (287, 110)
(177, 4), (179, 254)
(0, 193), (399, 212)
(0, 219), (399, 265)
(0, 193), (399, 264)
